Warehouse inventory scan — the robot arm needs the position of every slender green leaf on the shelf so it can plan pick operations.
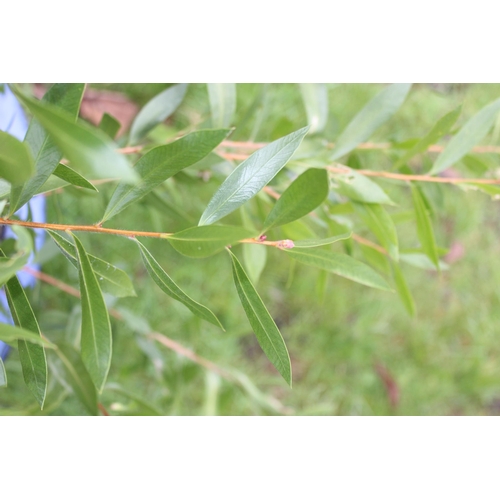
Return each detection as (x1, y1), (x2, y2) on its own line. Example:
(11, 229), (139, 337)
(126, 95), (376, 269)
(299, 83), (328, 134)
(430, 97), (500, 174)
(0, 226), (33, 286)
(399, 251), (448, 271)
(0, 323), (55, 347)
(293, 233), (351, 248)
(353, 202), (399, 260)
(330, 83), (412, 160)
(208, 83), (236, 128)
(105, 383), (162, 416)
(0, 357), (6, 387)
(262, 168), (329, 231)
(47, 230), (136, 297)
(333, 168), (395, 205)
(129, 83), (188, 144)
(13, 88), (137, 184)
(5, 272), (47, 408)
(71, 233), (112, 392)
(136, 239), (224, 330)
(199, 126), (309, 226)
(394, 106), (462, 168)
(392, 262), (416, 316)
(411, 184), (439, 270)
(99, 113), (121, 139)
(285, 247), (392, 291)
(9, 83), (85, 214)
(243, 243), (267, 284)
(102, 129), (230, 222)
(54, 343), (98, 416)
(229, 250), (292, 386)
(168, 225), (255, 258)
(0, 130), (34, 184)
(53, 163), (98, 191)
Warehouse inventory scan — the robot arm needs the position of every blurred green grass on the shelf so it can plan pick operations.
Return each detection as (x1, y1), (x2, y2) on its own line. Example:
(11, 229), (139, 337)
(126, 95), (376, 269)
(2, 83), (500, 416)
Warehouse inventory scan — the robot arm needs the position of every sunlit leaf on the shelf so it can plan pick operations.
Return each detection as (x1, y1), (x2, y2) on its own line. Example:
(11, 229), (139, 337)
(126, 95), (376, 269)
(299, 83), (328, 134)
(430, 97), (500, 175)
(48, 230), (136, 297)
(199, 126), (309, 226)
(136, 239), (224, 329)
(285, 247), (392, 291)
(262, 168), (329, 231)
(53, 163), (97, 191)
(333, 168), (395, 205)
(71, 233), (112, 392)
(229, 250), (292, 386)
(292, 233), (351, 248)
(207, 83), (236, 128)
(330, 83), (412, 160)
(243, 243), (267, 285)
(168, 225), (255, 258)
(0, 323), (55, 347)
(0, 130), (34, 184)
(0, 357), (6, 387)
(102, 128), (230, 222)
(129, 83), (188, 144)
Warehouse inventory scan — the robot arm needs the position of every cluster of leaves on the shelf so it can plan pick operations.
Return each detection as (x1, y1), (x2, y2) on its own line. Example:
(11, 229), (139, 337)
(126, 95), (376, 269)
(1, 83), (500, 414)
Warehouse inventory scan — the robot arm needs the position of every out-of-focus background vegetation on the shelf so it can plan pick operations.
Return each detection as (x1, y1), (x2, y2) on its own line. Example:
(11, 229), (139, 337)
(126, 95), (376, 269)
(2, 83), (500, 416)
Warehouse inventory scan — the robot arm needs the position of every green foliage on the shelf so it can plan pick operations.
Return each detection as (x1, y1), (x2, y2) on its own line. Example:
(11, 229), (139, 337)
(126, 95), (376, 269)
(2, 83), (500, 415)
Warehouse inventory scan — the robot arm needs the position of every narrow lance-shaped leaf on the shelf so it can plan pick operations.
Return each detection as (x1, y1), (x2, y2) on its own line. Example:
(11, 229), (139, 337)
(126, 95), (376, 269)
(71, 233), (112, 392)
(54, 343), (98, 416)
(430, 97), (500, 175)
(199, 126), (309, 226)
(394, 106), (461, 169)
(129, 83), (188, 145)
(333, 168), (395, 205)
(208, 83), (236, 128)
(102, 128), (230, 222)
(0, 130), (34, 184)
(0, 226), (33, 286)
(285, 247), (392, 291)
(243, 243), (267, 285)
(13, 88), (137, 184)
(135, 239), (224, 330)
(293, 232), (352, 248)
(330, 83), (412, 160)
(47, 230), (136, 297)
(53, 163), (98, 191)
(4, 270), (48, 408)
(353, 202), (399, 261)
(0, 323), (55, 347)
(229, 250), (292, 386)
(9, 83), (85, 214)
(392, 262), (416, 317)
(99, 113), (121, 139)
(411, 184), (439, 270)
(299, 83), (328, 134)
(262, 168), (329, 232)
(0, 357), (6, 387)
(168, 225), (255, 258)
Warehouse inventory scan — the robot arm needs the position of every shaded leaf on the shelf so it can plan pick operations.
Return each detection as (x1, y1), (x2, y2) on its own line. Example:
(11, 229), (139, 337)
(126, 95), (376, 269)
(207, 83), (236, 128)
(330, 83), (412, 160)
(168, 225), (255, 258)
(99, 113), (121, 139)
(299, 83), (328, 134)
(48, 230), (136, 297)
(353, 202), (399, 260)
(293, 232), (351, 248)
(262, 168), (329, 231)
(430, 97), (500, 174)
(392, 262), (416, 316)
(333, 168), (395, 205)
(54, 343), (98, 416)
(136, 239), (224, 330)
(9, 83), (85, 214)
(394, 106), (461, 169)
(199, 126), (309, 226)
(53, 163), (97, 191)
(5, 271), (47, 408)
(0, 357), (6, 387)
(129, 83), (188, 144)
(285, 247), (392, 291)
(105, 383), (162, 416)
(13, 88), (137, 183)
(229, 250), (292, 386)
(71, 233), (112, 392)
(102, 129), (230, 222)
(411, 184), (439, 270)
(243, 243), (267, 284)
(0, 130), (34, 184)
(0, 323), (55, 347)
